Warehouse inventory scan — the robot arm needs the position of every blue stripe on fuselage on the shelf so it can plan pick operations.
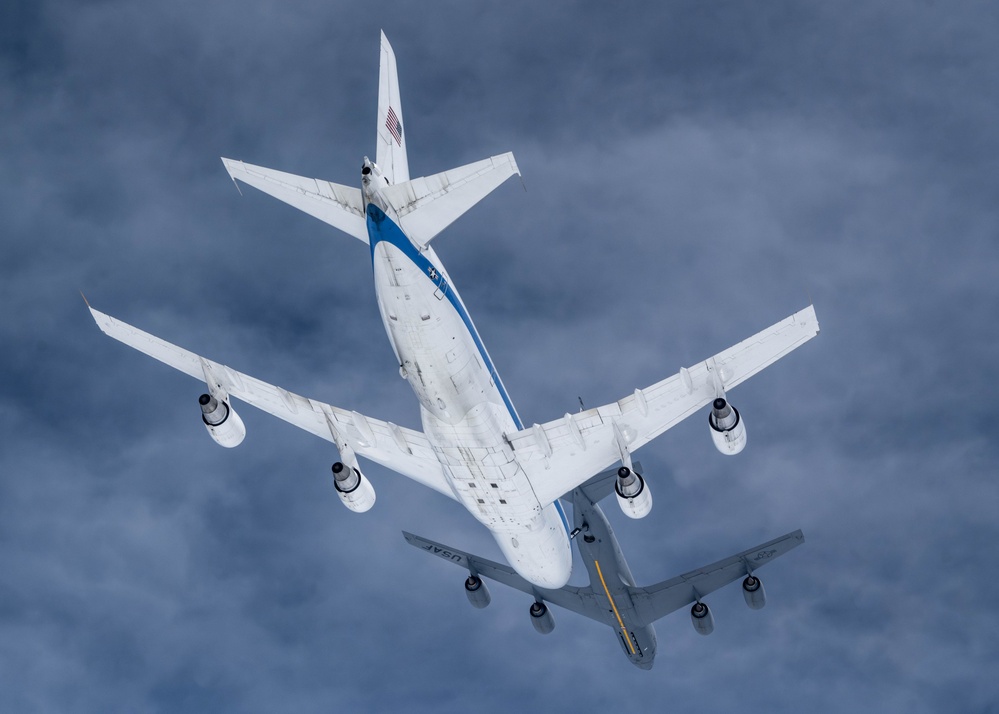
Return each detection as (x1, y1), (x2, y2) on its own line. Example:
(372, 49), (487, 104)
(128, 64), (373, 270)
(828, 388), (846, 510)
(366, 203), (523, 429)
(365, 203), (569, 535)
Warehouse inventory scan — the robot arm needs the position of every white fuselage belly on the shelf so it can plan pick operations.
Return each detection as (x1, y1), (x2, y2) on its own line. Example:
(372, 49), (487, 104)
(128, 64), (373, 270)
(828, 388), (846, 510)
(367, 205), (571, 589)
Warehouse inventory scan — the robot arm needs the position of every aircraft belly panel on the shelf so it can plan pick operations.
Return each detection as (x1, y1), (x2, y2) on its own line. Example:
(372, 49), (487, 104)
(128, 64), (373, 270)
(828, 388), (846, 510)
(372, 240), (545, 531)
(373, 242), (497, 426)
(424, 402), (543, 530)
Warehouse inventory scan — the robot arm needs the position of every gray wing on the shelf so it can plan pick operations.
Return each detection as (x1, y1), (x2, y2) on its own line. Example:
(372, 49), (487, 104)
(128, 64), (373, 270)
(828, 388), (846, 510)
(571, 460), (644, 504)
(629, 530), (805, 626)
(402, 532), (613, 625)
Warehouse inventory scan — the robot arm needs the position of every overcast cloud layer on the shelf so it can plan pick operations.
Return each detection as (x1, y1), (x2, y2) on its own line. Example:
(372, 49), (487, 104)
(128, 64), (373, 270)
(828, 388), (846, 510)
(2, 1), (998, 711)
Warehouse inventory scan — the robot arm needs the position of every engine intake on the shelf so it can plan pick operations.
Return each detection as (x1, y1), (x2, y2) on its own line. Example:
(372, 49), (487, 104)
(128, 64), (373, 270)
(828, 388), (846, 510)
(690, 601), (715, 636)
(742, 575), (767, 610)
(615, 467), (653, 519)
(464, 575), (491, 609)
(708, 397), (747, 455)
(199, 394), (246, 448)
(332, 461), (376, 512)
(530, 601), (555, 635)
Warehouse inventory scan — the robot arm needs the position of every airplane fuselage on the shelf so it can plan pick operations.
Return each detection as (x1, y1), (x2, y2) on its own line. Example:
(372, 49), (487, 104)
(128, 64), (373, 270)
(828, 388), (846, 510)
(365, 197), (572, 589)
(571, 488), (658, 668)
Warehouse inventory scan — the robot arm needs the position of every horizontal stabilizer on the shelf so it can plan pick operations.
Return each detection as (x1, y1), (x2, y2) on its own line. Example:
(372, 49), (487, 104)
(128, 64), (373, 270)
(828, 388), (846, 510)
(221, 158), (368, 243)
(381, 152), (520, 247)
(629, 530), (805, 626)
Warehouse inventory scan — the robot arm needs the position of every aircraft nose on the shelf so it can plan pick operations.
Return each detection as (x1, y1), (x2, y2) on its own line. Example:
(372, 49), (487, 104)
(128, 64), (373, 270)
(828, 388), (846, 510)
(633, 658), (655, 671)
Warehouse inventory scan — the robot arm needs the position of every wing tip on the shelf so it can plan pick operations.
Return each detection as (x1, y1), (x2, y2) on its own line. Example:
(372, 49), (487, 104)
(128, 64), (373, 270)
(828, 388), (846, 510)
(220, 157), (243, 195)
(84, 301), (113, 335)
(379, 30), (395, 59)
(796, 304), (820, 336)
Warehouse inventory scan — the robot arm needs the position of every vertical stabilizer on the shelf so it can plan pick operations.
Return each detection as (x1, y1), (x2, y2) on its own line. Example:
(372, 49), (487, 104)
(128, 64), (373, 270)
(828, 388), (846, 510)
(376, 31), (410, 184)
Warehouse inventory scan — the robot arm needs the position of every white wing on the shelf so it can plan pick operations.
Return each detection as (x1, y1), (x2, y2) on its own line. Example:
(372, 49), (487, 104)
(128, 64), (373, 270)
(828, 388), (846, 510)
(88, 306), (454, 499)
(509, 306), (820, 506)
(221, 158), (368, 243)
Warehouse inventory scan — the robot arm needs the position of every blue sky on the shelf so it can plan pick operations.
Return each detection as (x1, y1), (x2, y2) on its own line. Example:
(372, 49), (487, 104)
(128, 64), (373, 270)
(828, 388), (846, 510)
(2, 1), (997, 711)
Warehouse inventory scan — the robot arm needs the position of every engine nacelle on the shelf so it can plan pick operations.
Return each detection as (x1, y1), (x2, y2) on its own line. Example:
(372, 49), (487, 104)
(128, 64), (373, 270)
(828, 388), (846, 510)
(199, 394), (246, 448)
(332, 461), (376, 513)
(615, 467), (653, 519)
(464, 575), (491, 609)
(530, 601), (555, 635)
(742, 575), (767, 610)
(690, 601), (715, 636)
(708, 397), (747, 455)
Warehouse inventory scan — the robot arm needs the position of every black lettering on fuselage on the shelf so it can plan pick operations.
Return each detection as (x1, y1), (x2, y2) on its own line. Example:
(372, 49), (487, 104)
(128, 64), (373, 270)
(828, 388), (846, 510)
(423, 544), (462, 562)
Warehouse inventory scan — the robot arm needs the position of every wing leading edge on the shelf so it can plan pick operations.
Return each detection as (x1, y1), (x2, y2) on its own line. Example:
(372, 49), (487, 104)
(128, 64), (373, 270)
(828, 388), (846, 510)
(88, 305), (454, 499)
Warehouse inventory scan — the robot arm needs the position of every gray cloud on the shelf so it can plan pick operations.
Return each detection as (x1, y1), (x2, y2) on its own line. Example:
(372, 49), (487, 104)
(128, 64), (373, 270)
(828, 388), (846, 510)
(2, 0), (998, 711)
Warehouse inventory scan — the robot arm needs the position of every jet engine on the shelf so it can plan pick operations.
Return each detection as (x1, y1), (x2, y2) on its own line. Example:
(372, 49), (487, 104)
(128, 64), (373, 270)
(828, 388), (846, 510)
(708, 397), (747, 455)
(530, 601), (555, 635)
(464, 575), (491, 609)
(332, 461), (376, 513)
(742, 575), (767, 610)
(690, 601), (715, 636)
(615, 467), (653, 519)
(199, 394), (246, 448)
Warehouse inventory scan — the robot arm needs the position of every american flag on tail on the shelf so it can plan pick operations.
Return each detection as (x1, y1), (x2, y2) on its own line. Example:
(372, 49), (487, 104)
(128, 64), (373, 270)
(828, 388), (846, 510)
(385, 107), (403, 146)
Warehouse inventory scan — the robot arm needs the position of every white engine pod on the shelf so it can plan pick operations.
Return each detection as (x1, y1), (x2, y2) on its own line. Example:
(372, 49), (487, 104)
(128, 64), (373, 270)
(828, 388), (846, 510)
(332, 461), (376, 513)
(530, 601), (555, 635)
(199, 394), (246, 448)
(614, 467), (653, 519)
(708, 397), (747, 455)
(690, 601), (715, 636)
(742, 575), (767, 610)
(464, 575), (491, 609)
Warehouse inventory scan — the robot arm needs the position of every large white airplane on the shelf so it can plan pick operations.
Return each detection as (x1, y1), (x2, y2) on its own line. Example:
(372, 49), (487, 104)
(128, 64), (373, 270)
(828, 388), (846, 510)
(89, 32), (819, 593)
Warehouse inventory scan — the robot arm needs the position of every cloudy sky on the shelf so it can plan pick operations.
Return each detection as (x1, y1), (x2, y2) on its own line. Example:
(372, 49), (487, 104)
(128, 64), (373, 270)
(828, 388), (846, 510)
(3, 1), (998, 711)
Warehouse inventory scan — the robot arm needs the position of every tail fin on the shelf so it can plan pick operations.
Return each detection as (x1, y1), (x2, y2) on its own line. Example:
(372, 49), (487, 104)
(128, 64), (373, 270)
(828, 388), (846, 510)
(376, 31), (410, 184)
